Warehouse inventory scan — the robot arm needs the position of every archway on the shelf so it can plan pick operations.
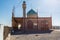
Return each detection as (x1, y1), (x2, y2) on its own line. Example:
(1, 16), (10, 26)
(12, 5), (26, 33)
(27, 20), (33, 30)
(18, 24), (21, 30)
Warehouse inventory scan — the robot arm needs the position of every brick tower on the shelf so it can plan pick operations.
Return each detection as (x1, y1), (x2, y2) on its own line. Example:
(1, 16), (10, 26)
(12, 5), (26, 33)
(22, 1), (26, 18)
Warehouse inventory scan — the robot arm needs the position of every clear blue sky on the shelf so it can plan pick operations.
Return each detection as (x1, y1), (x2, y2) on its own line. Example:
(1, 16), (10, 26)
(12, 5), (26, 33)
(0, 0), (60, 26)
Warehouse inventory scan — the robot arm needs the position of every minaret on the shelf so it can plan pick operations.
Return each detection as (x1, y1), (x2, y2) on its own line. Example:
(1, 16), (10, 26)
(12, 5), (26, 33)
(22, 1), (26, 18)
(12, 6), (15, 17)
(12, 6), (15, 27)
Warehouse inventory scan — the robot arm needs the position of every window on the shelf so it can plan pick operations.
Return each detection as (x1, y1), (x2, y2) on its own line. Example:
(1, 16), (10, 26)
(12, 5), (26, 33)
(33, 23), (37, 26)
(18, 24), (21, 29)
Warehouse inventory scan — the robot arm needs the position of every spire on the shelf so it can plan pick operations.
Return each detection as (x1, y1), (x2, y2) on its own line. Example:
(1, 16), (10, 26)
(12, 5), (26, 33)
(12, 6), (15, 17)
(50, 13), (52, 17)
(37, 9), (38, 17)
(22, 1), (26, 18)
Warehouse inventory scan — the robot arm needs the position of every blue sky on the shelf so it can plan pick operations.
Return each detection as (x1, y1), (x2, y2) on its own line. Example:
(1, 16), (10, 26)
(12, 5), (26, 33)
(0, 0), (60, 26)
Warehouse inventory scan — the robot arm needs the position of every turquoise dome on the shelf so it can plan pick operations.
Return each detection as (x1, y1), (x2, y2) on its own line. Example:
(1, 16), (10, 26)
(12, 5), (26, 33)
(27, 9), (37, 16)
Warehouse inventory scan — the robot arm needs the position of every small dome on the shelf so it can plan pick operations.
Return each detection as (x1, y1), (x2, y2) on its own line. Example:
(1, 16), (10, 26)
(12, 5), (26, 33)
(23, 1), (26, 3)
(27, 9), (37, 16)
(27, 9), (37, 17)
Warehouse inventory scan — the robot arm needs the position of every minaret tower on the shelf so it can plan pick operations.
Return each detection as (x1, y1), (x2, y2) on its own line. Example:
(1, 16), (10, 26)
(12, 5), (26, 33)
(12, 6), (15, 27)
(22, 1), (26, 18)
(12, 6), (15, 17)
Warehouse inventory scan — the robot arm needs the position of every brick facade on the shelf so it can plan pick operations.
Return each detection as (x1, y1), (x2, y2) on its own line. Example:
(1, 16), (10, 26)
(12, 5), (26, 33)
(12, 17), (52, 31)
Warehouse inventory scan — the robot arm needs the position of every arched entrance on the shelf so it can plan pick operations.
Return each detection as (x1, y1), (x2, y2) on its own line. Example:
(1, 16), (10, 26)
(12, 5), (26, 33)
(27, 20), (33, 31)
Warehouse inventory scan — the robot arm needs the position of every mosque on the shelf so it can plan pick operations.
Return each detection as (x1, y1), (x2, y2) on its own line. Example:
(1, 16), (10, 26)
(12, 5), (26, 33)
(12, 1), (52, 32)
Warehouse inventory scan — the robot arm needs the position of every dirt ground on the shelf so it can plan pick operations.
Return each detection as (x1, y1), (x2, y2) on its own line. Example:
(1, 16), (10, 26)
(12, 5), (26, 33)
(5, 29), (60, 40)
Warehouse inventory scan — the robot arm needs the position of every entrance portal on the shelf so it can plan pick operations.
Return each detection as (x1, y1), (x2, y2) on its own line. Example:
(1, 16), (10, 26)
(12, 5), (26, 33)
(27, 20), (33, 31)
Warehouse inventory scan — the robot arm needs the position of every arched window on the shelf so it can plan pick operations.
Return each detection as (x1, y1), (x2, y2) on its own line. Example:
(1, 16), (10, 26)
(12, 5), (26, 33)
(18, 24), (21, 29)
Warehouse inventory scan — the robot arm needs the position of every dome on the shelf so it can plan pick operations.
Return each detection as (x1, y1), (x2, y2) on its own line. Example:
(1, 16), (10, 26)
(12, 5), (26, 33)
(27, 9), (37, 15)
(27, 9), (37, 16)
(23, 1), (26, 3)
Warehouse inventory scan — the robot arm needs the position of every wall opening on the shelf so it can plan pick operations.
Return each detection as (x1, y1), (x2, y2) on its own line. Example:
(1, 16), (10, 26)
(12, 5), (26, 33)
(18, 24), (21, 29)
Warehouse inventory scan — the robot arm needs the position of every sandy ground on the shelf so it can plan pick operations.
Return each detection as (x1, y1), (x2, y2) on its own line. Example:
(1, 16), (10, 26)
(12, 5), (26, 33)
(5, 29), (60, 40)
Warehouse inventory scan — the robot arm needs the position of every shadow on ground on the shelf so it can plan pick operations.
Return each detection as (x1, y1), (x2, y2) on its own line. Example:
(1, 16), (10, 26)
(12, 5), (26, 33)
(11, 29), (53, 35)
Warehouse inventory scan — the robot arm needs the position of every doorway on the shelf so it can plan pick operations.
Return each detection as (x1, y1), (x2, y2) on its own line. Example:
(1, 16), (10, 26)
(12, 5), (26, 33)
(27, 20), (33, 31)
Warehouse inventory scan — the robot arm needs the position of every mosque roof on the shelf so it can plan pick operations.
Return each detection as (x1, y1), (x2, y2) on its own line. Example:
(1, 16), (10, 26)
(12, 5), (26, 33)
(27, 9), (37, 15)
